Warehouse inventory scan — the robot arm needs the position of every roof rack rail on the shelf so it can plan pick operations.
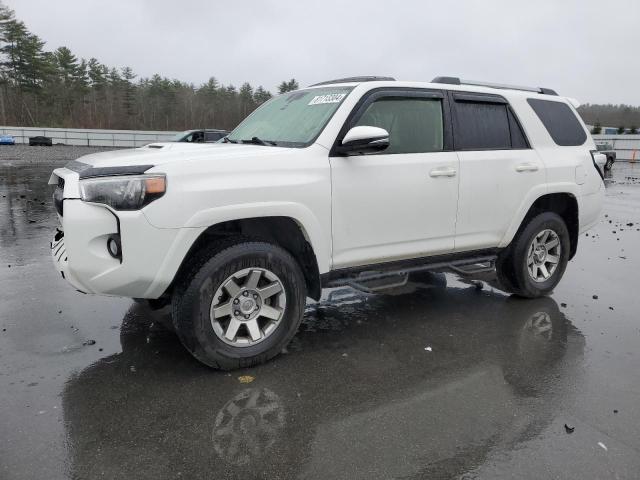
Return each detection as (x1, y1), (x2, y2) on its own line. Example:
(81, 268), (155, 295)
(309, 76), (395, 87)
(431, 76), (558, 96)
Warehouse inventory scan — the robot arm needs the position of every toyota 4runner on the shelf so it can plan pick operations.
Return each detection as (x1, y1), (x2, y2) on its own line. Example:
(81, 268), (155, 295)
(49, 76), (605, 369)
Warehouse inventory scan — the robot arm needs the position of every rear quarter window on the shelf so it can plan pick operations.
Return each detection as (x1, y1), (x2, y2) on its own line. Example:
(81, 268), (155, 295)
(205, 132), (225, 142)
(527, 98), (587, 146)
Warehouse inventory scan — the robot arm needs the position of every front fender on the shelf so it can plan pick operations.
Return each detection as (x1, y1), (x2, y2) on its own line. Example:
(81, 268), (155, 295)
(182, 201), (331, 275)
(141, 201), (331, 299)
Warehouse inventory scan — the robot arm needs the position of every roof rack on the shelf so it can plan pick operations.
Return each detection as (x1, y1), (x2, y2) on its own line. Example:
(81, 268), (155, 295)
(431, 76), (558, 96)
(309, 76), (395, 87)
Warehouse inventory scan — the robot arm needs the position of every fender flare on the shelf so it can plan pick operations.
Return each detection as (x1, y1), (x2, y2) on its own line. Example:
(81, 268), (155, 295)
(498, 183), (579, 248)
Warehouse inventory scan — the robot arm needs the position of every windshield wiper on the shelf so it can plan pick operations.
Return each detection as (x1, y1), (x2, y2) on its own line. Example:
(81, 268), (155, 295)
(240, 136), (278, 146)
(221, 136), (237, 144)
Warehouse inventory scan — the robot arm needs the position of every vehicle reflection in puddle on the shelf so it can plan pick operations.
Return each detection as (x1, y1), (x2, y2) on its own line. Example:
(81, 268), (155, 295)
(61, 285), (584, 479)
(213, 387), (286, 467)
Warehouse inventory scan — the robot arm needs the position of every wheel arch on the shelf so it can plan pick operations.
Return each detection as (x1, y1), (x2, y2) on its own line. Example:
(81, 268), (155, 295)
(164, 215), (324, 301)
(504, 192), (579, 260)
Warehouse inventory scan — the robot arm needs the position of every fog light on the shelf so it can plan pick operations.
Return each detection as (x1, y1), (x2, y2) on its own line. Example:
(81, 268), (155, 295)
(107, 235), (121, 259)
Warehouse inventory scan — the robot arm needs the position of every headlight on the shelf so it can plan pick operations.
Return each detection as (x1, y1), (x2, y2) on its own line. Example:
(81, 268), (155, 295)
(79, 174), (166, 210)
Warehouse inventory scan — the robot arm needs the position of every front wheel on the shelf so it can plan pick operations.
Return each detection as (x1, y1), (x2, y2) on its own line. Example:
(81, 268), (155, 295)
(496, 212), (570, 298)
(171, 240), (306, 369)
(604, 158), (614, 171)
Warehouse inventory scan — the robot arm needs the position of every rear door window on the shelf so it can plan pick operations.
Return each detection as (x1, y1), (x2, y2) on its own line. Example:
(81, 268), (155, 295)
(452, 96), (519, 150)
(527, 98), (587, 146)
(205, 131), (225, 142)
(508, 109), (529, 149)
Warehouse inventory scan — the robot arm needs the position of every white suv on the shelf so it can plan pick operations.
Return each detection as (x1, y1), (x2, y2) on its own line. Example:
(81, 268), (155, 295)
(49, 76), (604, 369)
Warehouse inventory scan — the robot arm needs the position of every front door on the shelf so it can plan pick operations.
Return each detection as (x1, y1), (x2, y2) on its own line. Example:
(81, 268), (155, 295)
(330, 89), (459, 269)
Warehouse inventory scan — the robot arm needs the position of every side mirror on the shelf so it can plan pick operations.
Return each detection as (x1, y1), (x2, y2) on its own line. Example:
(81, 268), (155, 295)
(337, 126), (389, 155)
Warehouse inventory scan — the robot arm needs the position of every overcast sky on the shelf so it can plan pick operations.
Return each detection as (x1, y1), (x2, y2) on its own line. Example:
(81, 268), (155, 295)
(5, 0), (640, 105)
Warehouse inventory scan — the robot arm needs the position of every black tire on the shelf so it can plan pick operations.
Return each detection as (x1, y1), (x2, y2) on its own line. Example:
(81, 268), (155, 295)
(604, 158), (614, 171)
(496, 212), (570, 298)
(171, 239), (306, 370)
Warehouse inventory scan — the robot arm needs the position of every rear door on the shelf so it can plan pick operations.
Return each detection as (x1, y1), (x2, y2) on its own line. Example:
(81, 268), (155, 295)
(330, 88), (459, 269)
(451, 92), (545, 251)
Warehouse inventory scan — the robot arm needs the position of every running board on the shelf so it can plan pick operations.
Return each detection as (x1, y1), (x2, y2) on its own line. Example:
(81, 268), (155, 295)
(341, 273), (410, 294)
(324, 254), (497, 290)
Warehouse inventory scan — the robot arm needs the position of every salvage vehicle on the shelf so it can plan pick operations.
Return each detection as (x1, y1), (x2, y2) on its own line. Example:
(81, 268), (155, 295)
(0, 134), (15, 145)
(173, 129), (229, 143)
(595, 142), (616, 171)
(49, 75), (604, 369)
(29, 135), (52, 146)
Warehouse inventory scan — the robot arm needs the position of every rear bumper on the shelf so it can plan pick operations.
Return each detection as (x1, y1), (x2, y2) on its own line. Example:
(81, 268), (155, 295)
(51, 199), (185, 298)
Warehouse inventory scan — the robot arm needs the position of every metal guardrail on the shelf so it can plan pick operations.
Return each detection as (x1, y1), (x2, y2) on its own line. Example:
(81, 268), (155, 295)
(2, 126), (639, 161)
(0, 126), (179, 147)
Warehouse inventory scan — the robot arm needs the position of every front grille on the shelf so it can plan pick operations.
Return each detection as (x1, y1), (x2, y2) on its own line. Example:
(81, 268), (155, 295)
(51, 231), (67, 265)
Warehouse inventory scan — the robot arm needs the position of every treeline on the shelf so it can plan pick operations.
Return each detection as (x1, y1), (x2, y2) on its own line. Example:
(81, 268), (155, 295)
(577, 104), (640, 132)
(0, 2), (298, 131)
(5, 1), (640, 134)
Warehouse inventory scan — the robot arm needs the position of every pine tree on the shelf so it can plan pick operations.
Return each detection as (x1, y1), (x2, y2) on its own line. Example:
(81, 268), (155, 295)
(278, 78), (299, 93)
(253, 86), (272, 104)
(239, 82), (255, 116)
(121, 66), (136, 126)
(0, 1), (285, 129)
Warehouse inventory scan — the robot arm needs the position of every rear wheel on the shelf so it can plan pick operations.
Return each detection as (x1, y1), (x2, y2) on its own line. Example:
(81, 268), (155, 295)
(496, 212), (570, 298)
(171, 240), (306, 369)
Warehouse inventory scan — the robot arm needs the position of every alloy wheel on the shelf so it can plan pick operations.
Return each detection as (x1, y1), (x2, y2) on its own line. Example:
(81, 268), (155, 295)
(210, 268), (287, 347)
(527, 229), (561, 283)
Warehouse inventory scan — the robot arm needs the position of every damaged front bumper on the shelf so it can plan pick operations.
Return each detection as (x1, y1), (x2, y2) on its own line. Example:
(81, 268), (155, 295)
(48, 166), (184, 298)
(49, 198), (183, 298)
(50, 228), (87, 293)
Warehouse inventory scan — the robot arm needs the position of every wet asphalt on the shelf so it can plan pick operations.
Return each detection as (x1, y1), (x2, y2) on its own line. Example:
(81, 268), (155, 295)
(1, 147), (640, 479)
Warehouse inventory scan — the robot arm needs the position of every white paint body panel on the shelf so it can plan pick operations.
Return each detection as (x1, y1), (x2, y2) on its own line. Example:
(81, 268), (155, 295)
(330, 152), (459, 268)
(455, 149), (545, 252)
(50, 80), (603, 299)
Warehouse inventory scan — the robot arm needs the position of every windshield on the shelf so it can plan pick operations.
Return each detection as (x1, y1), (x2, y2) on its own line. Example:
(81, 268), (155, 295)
(172, 131), (192, 141)
(227, 86), (354, 147)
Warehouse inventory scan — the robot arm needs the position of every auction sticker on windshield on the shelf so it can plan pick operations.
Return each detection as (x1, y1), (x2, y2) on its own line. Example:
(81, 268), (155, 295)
(308, 93), (347, 105)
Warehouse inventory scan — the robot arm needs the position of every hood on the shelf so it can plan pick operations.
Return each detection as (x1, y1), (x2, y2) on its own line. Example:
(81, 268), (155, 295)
(68, 142), (285, 170)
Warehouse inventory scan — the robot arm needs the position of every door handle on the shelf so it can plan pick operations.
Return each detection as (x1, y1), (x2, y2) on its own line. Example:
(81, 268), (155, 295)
(429, 167), (457, 178)
(515, 163), (539, 172)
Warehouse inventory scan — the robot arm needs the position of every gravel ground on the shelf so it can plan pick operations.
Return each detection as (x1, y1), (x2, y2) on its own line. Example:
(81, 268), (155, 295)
(0, 144), (120, 166)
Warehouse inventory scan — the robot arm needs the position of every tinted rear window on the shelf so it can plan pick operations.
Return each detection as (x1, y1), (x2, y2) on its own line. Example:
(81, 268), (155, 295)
(453, 101), (512, 150)
(527, 98), (587, 146)
(205, 132), (225, 141)
(508, 109), (528, 149)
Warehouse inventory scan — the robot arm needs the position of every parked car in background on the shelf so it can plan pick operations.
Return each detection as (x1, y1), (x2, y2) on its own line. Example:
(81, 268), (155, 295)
(29, 136), (53, 146)
(595, 142), (616, 171)
(0, 134), (15, 145)
(173, 129), (229, 143)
